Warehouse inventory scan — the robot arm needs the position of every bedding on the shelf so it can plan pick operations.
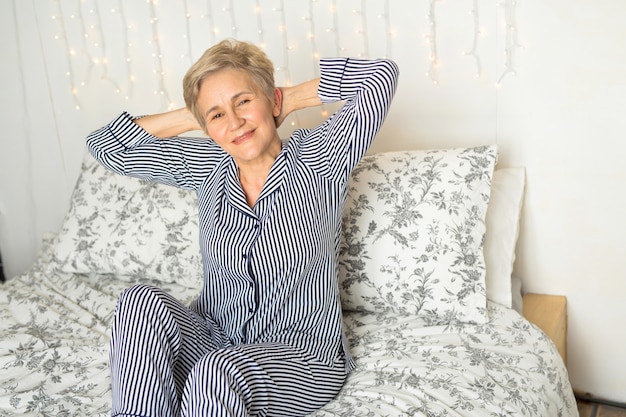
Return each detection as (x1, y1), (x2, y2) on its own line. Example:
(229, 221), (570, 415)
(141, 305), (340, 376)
(484, 167), (526, 309)
(0, 147), (577, 416)
(339, 147), (498, 325)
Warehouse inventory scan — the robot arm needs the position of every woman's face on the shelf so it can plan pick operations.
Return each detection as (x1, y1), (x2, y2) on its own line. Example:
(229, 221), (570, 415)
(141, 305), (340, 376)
(197, 68), (282, 167)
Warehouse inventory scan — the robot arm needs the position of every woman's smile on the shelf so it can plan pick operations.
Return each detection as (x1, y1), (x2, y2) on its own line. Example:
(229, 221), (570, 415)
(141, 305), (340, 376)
(197, 68), (282, 168)
(232, 129), (255, 146)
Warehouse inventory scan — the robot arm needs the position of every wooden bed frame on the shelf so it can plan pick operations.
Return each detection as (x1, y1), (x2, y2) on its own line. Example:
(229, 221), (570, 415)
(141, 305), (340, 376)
(523, 293), (568, 365)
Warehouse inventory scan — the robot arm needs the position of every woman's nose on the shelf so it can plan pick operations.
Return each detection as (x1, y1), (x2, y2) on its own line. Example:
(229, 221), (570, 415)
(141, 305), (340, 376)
(228, 110), (245, 130)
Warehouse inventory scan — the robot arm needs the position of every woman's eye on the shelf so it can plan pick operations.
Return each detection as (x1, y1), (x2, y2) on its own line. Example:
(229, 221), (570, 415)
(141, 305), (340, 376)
(211, 113), (223, 120)
(238, 99), (250, 106)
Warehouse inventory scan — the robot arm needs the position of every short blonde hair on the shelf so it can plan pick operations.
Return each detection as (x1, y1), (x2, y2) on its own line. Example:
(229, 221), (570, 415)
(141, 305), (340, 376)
(183, 39), (275, 131)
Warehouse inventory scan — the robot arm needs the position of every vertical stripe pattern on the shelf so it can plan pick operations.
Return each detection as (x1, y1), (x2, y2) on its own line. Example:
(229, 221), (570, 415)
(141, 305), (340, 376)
(89, 58), (398, 416)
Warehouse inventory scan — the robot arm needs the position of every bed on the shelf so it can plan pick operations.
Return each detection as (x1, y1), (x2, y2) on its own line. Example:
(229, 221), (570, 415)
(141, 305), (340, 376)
(0, 144), (578, 416)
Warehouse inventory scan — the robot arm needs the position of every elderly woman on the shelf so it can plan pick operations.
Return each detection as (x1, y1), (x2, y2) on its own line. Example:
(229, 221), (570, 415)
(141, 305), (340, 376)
(87, 39), (398, 417)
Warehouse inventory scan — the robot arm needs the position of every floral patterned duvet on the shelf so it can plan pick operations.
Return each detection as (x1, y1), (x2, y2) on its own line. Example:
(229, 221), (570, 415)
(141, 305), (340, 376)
(1, 245), (577, 417)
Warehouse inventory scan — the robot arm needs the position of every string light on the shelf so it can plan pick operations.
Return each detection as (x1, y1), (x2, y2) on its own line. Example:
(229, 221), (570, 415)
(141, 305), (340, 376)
(329, 0), (342, 55)
(31, 0), (69, 180)
(276, 2), (294, 84)
(51, 0), (81, 110)
(147, 0), (174, 109)
(202, 0), (217, 44)
(275, 1), (301, 128)
(181, 0), (193, 63)
(306, 1), (320, 69)
(382, 0), (393, 59)
(464, 0), (482, 78)
(47, 1), (523, 113)
(224, 0), (238, 38)
(92, 1), (122, 94)
(116, 0), (134, 100)
(13, 0), (48, 232)
(75, 0), (96, 77)
(497, 0), (521, 86)
(305, 0), (330, 120)
(255, 1), (265, 49)
(354, 2), (369, 58)
(426, 0), (441, 84)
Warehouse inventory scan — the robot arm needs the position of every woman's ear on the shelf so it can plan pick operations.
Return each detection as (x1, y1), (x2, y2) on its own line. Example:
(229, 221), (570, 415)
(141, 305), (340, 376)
(272, 87), (283, 118)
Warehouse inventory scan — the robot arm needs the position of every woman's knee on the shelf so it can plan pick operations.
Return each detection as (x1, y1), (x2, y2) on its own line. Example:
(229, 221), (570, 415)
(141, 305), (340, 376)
(111, 284), (172, 340)
(117, 284), (160, 306)
(182, 349), (271, 415)
(187, 350), (244, 388)
(114, 284), (171, 320)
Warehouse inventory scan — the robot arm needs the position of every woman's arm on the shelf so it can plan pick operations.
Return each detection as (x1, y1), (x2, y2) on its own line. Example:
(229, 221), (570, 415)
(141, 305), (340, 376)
(134, 107), (203, 138)
(86, 111), (222, 190)
(275, 78), (322, 127)
(299, 58), (399, 179)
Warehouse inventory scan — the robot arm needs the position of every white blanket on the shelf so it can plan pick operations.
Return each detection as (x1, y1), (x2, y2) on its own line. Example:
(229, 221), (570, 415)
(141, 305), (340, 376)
(0, 238), (577, 416)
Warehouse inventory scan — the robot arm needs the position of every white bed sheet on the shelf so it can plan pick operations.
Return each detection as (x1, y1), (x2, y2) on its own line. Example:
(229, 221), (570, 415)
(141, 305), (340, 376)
(315, 306), (575, 416)
(0, 243), (577, 417)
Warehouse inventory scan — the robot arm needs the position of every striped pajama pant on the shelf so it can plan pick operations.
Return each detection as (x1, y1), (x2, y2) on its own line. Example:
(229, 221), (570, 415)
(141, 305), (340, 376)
(109, 284), (346, 417)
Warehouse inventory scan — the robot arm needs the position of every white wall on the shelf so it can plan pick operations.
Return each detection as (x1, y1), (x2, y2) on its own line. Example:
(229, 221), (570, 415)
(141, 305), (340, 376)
(1, 0), (625, 403)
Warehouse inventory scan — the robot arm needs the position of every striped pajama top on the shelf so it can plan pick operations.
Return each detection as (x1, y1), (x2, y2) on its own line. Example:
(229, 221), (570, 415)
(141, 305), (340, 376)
(87, 57), (399, 371)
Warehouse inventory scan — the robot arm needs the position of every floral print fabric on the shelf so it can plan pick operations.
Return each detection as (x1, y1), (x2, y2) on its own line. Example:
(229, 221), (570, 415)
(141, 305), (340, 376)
(311, 305), (577, 416)
(0, 147), (577, 416)
(51, 154), (204, 290)
(0, 237), (200, 416)
(340, 146), (497, 325)
(0, 253), (577, 416)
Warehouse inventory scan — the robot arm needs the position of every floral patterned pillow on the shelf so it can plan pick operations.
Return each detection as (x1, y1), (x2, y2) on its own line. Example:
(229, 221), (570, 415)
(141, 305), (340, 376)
(339, 146), (498, 325)
(51, 153), (204, 289)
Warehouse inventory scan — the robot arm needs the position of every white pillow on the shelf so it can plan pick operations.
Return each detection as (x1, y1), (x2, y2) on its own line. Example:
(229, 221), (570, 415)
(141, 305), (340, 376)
(511, 276), (524, 314)
(53, 149), (519, 314)
(339, 146), (498, 325)
(483, 167), (525, 308)
(51, 152), (203, 289)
